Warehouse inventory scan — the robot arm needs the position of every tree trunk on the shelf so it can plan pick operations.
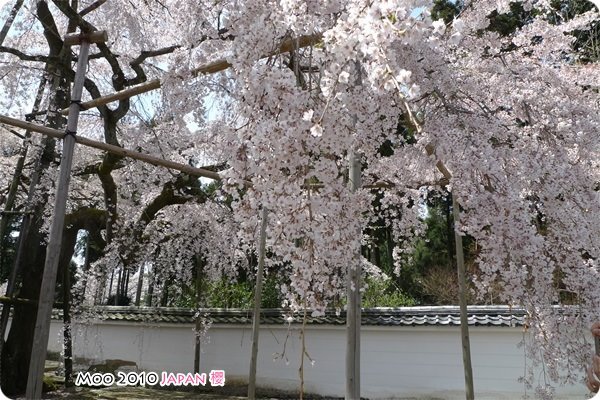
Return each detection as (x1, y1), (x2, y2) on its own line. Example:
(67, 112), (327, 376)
(445, 194), (455, 263)
(160, 279), (169, 307)
(115, 268), (122, 305)
(78, 232), (91, 305)
(0, 76), (47, 373)
(1, 237), (46, 396)
(135, 264), (144, 306)
(0, 0), (24, 45)
(386, 228), (394, 271)
(124, 269), (130, 300)
(107, 269), (115, 304)
(146, 270), (155, 306)
(94, 267), (106, 306)
(0, 2), (76, 391)
(1, 85), (65, 398)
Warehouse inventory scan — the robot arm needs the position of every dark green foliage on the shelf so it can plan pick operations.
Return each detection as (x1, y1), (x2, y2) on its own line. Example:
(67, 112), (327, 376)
(384, 192), (481, 305)
(175, 275), (282, 309)
(431, 0), (461, 24)
(362, 277), (416, 307)
(413, 194), (456, 271)
(260, 275), (282, 308)
(205, 279), (253, 308)
(572, 21), (600, 63)
(487, 2), (531, 37)
(482, 0), (599, 62)
(548, 0), (599, 62)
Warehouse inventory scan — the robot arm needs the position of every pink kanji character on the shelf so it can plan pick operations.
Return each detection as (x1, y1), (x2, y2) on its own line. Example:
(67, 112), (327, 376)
(209, 370), (225, 387)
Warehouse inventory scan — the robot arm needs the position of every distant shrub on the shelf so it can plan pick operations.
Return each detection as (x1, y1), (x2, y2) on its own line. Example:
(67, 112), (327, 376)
(362, 277), (417, 308)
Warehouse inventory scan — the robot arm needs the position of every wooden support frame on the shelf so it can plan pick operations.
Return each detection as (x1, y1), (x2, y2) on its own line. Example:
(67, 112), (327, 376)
(58, 33), (323, 115)
(0, 22), (476, 399)
(0, 115), (223, 181)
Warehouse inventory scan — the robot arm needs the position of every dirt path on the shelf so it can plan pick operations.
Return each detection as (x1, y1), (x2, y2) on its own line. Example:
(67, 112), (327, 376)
(43, 386), (247, 399)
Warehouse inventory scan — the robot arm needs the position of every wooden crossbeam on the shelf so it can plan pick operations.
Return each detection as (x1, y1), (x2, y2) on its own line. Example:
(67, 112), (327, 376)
(0, 295), (34, 306)
(64, 30), (108, 46)
(59, 33), (323, 115)
(59, 79), (161, 115)
(191, 33), (323, 76)
(0, 115), (222, 181)
(1, 115), (449, 193)
(0, 210), (30, 215)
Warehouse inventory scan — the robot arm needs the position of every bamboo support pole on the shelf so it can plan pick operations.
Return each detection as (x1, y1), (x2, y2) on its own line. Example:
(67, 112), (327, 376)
(0, 296), (34, 305)
(193, 256), (202, 374)
(248, 207), (268, 400)
(59, 79), (161, 115)
(0, 115), (441, 192)
(424, 138), (475, 400)
(346, 151), (361, 400)
(405, 102), (475, 399)
(26, 32), (99, 399)
(0, 210), (30, 215)
(0, 115), (223, 181)
(452, 193), (475, 400)
(58, 33), (323, 115)
(191, 33), (323, 77)
(63, 30), (108, 46)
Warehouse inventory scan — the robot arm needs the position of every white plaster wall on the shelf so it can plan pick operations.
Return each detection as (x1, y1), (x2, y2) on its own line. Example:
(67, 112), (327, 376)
(47, 320), (591, 399)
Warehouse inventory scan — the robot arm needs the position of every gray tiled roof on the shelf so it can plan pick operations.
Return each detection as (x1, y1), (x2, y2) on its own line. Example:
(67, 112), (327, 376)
(53, 305), (526, 327)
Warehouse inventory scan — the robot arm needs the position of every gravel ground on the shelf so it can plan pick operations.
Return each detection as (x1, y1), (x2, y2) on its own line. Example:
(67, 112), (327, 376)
(43, 386), (248, 399)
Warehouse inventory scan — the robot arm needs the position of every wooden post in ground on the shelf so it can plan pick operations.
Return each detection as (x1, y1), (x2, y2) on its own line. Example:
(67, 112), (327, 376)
(452, 193), (474, 400)
(248, 207), (268, 400)
(346, 151), (361, 400)
(194, 255), (203, 374)
(25, 30), (107, 400)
